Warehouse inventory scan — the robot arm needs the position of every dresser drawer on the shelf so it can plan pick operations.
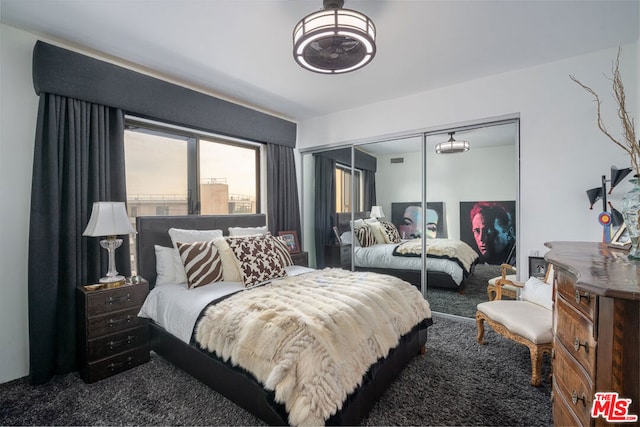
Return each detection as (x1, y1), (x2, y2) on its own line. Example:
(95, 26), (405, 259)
(87, 325), (149, 361)
(553, 339), (594, 426)
(555, 295), (596, 377)
(85, 345), (150, 383)
(85, 283), (148, 316)
(86, 307), (147, 339)
(552, 381), (584, 427)
(556, 270), (596, 320)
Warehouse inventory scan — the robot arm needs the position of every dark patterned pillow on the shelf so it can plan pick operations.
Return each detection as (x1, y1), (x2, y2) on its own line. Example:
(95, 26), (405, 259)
(226, 234), (288, 287)
(176, 240), (223, 289)
(380, 221), (401, 243)
(355, 225), (376, 247)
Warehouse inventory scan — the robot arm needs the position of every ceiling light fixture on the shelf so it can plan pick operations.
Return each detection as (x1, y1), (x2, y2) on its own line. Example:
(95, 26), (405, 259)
(435, 132), (470, 154)
(293, 0), (376, 74)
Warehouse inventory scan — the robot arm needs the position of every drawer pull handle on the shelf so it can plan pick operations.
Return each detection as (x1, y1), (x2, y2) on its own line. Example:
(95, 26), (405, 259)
(108, 315), (133, 327)
(107, 336), (135, 350)
(573, 337), (589, 353)
(575, 290), (590, 305)
(108, 356), (134, 371)
(572, 391), (586, 407)
(107, 294), (131, 305)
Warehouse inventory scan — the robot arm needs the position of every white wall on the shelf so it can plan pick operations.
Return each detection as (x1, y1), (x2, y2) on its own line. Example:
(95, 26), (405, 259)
(298, 44), (639, 274)
(0, 24), (39, 383)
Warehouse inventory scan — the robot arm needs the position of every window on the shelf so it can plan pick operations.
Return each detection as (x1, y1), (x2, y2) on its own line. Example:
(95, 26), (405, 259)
(124, 119), (261, 272)
(335, 164), (362, 213)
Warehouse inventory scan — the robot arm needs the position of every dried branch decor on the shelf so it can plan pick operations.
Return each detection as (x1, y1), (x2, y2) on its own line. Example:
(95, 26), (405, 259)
(570, 48), (639, 176)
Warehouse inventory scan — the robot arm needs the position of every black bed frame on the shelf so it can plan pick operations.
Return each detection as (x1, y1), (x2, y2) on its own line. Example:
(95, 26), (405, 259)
(335, 212), (466, 292)
(136, 214), (429, 426)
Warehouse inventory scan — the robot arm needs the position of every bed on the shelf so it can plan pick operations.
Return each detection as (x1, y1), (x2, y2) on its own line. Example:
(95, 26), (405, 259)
(337, 212), (478, 292)
(136, 214), (432, 426)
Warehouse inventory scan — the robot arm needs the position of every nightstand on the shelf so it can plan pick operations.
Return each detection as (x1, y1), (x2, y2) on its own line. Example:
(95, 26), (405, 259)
(325, 244), (352, 269)
(290, 251), (309, 267)
(77, 280), (150, 383)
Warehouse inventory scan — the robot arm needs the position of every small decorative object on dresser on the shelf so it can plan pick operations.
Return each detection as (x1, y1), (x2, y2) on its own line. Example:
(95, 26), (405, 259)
(546, 241), (639, 426)
(277, 230), (300, 254)
(77, 278), (150, 383)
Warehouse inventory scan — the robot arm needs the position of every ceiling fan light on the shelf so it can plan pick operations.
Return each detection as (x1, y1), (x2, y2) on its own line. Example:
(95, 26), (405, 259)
(293, 1), (376, 74)
(435, 133), (470, 154)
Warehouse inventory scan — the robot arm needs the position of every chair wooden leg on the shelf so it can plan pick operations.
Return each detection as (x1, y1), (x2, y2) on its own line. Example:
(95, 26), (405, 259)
(529, 345), (542, 387)
(476, 313), (486, 344)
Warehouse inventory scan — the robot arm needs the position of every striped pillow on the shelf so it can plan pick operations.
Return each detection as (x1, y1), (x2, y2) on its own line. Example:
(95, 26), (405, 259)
(176, 240), (223, 289)
(355, 225), (376, 247)
(273, 235), (294, 266)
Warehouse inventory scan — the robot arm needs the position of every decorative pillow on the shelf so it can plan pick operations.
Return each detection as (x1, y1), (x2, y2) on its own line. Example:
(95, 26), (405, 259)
(225, 234), (288, 287)
(380, 221), (402, 243)
(212, 237), (243, 282)
(273, 235), (294, 267)
(168, 228), (223, 284)
(154, 245), (178, 286)
(364, 219), (387, 244)
(228, 225), (269, 236)
(355, 225), (376, 247)
(520, 276), (553, 310)
(176, 240), (224, 289)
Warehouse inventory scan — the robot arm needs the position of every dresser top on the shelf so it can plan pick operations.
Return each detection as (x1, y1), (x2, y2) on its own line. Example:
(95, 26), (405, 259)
(545, 241), (640, 301)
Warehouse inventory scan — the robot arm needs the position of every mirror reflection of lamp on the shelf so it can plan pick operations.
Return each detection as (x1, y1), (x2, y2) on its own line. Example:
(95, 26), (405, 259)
(83, 201), (136, 283)
(370, 206), (385, 220)
(586, 166), (632, 242)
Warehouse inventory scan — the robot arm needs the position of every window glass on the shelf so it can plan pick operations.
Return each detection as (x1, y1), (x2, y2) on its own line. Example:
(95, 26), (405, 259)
(336, 165), (361, 213)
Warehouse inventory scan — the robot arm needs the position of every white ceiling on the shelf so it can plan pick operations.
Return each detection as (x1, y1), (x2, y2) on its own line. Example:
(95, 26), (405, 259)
(1, 0), (638, 122)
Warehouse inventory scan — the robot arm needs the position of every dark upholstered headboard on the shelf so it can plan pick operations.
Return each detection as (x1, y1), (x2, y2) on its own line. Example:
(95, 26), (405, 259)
(136, 214), (266, 288)
(336, 212), (369, 234)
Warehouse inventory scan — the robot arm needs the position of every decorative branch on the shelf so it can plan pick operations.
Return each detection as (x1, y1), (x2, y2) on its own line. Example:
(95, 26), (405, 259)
(569, 47), (639, 177)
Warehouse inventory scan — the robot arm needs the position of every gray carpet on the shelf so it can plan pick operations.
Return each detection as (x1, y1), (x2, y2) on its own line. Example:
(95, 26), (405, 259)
(0, 315), (551, 426)
(427, 264), (505, 318)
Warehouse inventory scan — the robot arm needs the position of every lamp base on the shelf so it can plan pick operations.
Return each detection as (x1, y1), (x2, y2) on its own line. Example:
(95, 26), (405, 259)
(99, 275), (125, 283)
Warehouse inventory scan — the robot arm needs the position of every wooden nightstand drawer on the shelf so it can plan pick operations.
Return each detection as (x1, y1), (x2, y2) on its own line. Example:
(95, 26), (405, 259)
(85, 284), (148, 315)
(553, 339), (594, 426)
(87, 325), (149, 361)
(85, 345), (150, 383)
(86, 306), (147, 339)
(290, 251), (308, 267)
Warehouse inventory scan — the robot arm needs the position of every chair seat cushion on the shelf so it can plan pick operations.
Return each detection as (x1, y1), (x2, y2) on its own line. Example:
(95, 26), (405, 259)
(488, 274), (518, 291)
(477, 300), (552, 344)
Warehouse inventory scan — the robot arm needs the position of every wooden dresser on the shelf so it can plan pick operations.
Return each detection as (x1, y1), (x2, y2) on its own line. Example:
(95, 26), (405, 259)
(77, 281), (150, 383)
(545, 242), (640, 426)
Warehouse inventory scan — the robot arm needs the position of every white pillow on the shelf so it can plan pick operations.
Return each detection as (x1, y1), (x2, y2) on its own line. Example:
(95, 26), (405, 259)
(154, 245), (177, 286)
(364, 219), (387, 244)
(228, 225), (269, 236)
(520, 276), (553, 310)
(168, 228), (224, 284)
(213, 237), (243, 282)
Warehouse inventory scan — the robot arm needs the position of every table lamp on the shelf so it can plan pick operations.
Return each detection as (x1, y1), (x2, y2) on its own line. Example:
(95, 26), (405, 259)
(83, 201), (135, 283)
(370, 206), (385, 220)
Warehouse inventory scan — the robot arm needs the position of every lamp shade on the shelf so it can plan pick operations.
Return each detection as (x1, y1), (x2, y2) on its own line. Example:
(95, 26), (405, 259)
(83, 202), (135, 237)
(370, 206), (385, 219)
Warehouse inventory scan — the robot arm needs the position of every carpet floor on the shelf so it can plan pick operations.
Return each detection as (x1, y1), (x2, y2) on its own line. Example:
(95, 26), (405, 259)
(0, 314), (552, 426)
(426, 264), (507, 318)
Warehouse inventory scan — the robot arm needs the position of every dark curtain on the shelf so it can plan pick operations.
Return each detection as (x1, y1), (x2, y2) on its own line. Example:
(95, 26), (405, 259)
(314, 155), (336, 268)
(266, 144), (301, 239)
(28, 93), (129, 385)
(363, 169), (377, 213)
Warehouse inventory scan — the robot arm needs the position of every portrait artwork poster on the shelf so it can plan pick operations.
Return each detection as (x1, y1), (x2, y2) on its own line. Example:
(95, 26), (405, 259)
(390, 202), (448, 239)
(460, 200), (516, 265)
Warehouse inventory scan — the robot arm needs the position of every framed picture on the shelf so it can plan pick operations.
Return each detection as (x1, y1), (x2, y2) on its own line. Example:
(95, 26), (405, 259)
(528, 256), (549, 279)
(390, 202), (448, 239)
(609, 223), (632, 250)
(278, 231), (301, 254)
(460, 200), (516, 265)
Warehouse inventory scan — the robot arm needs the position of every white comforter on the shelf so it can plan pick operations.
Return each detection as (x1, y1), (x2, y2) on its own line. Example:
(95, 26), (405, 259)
(354, 243), (465, 285)
(138, 265), (314, 343)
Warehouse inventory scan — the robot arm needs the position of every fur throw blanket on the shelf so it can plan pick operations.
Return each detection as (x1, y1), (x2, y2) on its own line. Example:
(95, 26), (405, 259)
(393, 238), (479, 273)
(194, 268), (431, 426)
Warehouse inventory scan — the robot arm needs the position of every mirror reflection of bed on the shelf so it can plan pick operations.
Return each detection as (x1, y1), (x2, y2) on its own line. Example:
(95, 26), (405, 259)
(301, 120), (518, 319)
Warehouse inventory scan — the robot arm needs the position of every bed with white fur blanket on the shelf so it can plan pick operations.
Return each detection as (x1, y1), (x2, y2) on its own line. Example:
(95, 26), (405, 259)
(194, 268), (432, 426)
(392, 238), (479, 273)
